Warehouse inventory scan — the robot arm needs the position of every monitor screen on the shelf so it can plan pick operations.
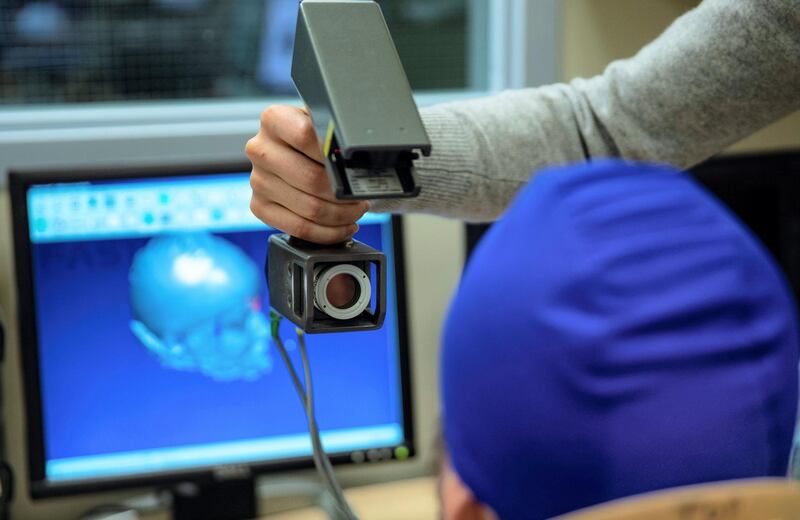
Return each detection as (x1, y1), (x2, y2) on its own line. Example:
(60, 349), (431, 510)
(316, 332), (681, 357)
(10, 165), (413, 497)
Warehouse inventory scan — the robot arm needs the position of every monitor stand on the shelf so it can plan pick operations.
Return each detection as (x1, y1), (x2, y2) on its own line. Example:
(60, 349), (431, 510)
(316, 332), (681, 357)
(171, 478), (257, 520)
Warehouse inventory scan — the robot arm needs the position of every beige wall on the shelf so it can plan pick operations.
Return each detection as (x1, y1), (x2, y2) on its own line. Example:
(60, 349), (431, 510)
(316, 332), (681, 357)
(562, 0), (800, 154)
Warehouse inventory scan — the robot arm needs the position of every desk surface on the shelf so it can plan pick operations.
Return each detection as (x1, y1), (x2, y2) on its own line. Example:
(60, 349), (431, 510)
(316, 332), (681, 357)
(263, 477), (438, 520)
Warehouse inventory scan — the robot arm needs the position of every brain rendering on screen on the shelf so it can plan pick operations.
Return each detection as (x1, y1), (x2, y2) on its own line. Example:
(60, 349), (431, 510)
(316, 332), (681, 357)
(128, 233), (271, 382)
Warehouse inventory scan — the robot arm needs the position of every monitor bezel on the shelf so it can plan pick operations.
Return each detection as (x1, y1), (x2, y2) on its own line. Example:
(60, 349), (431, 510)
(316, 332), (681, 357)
(9, 163), (415, 499)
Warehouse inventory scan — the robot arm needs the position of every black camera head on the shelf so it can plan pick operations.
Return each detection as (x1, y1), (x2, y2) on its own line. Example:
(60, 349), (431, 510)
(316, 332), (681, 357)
(267, 235), (387, 334)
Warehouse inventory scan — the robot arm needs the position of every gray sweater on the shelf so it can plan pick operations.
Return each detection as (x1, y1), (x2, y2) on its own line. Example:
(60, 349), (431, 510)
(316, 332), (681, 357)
(375, 0), (800, 222)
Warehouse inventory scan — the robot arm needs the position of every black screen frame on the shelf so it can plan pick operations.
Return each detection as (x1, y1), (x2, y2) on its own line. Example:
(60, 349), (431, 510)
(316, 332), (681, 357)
(9, 162), (415, 499)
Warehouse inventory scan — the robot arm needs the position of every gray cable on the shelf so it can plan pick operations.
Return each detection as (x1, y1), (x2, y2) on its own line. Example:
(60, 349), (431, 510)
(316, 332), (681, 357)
(271, 321), (359, 520)
(270, 334), (337, 502)
(274, 332), (355, 519)
(271, 334), (308, 403)
(296, 332), (356, 517)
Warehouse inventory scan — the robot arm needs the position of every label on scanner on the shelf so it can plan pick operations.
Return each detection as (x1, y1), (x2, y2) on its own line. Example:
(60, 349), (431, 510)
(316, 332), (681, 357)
(344, 167), (405, 196)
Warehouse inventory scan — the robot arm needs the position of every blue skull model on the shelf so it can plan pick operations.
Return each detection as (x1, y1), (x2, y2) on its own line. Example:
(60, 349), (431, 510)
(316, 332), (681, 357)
(129, 233), (271, 382)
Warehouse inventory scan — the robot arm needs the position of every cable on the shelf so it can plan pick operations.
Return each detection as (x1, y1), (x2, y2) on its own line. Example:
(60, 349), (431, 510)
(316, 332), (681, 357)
(298, 331), (352, 513)
(272, 332), (341, 504)
(271, 322), (355, 519)
(270, 311), (359, 520)
(270, 332), (335, 500)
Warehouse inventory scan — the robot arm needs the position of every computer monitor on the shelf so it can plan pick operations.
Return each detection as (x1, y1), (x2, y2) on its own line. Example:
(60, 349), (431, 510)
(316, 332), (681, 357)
(9, 164), (414, 517)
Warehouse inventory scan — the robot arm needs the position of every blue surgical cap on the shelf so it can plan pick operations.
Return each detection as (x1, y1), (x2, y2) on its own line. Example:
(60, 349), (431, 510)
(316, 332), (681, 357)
(442, 160), (799, 519)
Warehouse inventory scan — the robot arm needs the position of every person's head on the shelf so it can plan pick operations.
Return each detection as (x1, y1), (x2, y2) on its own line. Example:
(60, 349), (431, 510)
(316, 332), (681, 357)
(440, 160), (800, 519)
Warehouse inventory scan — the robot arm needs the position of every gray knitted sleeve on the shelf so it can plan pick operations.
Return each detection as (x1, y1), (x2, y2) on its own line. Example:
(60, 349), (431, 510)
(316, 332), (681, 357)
(372, 0), (800, 222)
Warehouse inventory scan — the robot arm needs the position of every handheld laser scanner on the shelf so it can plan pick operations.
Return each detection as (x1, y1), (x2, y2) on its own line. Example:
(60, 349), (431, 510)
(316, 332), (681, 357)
(268, 0), (431, 333)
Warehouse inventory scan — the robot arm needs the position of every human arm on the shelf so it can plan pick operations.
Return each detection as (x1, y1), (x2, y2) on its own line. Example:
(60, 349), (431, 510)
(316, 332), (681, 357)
(247, 0), (800, 238)
(372, 0), (800, 221)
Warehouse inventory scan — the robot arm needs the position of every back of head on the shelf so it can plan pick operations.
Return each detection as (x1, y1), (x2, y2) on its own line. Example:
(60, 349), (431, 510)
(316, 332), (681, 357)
(442, 160), (800, 519)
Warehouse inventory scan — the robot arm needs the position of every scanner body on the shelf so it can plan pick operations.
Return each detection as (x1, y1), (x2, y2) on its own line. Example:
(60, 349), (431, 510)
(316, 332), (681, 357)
(292, 0), (431, 200)
(269, 0), (429, 333)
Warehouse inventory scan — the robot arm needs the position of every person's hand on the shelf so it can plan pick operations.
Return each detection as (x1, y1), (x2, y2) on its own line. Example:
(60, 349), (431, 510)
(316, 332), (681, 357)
(246, 105), (370, 244)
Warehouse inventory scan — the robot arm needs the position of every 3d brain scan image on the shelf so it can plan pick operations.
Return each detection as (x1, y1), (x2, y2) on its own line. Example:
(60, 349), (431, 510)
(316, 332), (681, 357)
(129, 233), (271, 382)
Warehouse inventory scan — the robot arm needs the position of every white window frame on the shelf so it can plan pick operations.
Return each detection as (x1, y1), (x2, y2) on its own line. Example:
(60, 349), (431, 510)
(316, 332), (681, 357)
(0, 0), (560, 188)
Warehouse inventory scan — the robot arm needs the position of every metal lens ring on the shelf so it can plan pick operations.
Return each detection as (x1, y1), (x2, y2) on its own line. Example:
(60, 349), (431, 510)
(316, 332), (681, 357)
(313, 264), (372, 320)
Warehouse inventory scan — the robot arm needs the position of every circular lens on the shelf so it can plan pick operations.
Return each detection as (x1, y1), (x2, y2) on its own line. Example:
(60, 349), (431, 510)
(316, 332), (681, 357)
(326, 273), (359, 309)
(313, 264), (372, 320)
